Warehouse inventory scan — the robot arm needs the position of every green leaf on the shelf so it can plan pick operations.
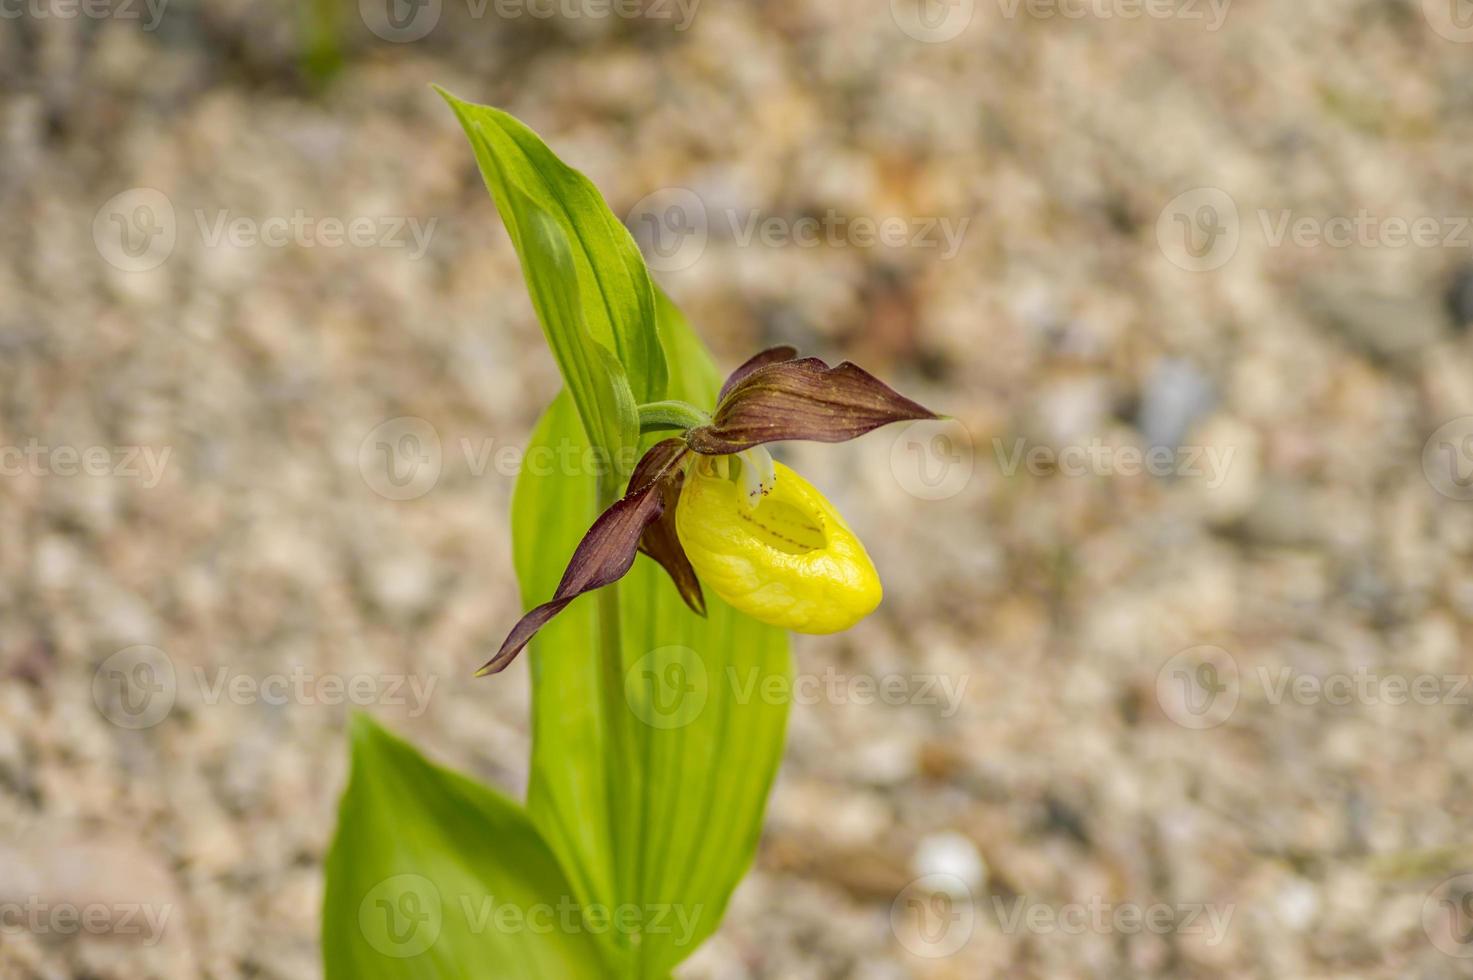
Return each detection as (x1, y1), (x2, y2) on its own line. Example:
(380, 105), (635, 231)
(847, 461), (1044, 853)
(512, 291), (792, 978)
(323, 715), (609, 979)
(437, 88), (667, 463)
(516, 197), (640, 481)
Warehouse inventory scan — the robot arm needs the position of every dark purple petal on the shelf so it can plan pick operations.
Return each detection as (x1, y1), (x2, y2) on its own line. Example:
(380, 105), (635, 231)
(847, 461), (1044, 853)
(638, 466), (706, 616)
(628, 437), (688, 493)
(687, 357), (939, 455)
(717, 345), (798, 403)
(479, 439), (688, 676)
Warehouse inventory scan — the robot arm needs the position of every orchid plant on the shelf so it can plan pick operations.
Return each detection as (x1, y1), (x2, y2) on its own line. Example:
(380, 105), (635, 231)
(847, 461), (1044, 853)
(322, 91), (939, 979)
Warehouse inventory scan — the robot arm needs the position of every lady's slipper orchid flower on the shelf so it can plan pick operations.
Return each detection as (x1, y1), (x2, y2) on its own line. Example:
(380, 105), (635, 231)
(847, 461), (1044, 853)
(480, 347), (938, 675)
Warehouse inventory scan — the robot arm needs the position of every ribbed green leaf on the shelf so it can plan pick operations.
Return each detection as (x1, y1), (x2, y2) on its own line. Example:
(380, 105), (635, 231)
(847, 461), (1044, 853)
(515, 196), (639, 482)
(438, 88), (666, 469)
(323, 715), (608, 979)
(512, 292), (792, 978)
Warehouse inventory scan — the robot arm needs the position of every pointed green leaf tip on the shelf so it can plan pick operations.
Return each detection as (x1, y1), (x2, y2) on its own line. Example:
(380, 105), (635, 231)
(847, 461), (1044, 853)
(435, 86), (667, 469)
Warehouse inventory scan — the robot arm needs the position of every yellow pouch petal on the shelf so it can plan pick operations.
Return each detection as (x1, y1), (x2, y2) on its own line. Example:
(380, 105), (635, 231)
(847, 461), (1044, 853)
(675, 458), (882, 633)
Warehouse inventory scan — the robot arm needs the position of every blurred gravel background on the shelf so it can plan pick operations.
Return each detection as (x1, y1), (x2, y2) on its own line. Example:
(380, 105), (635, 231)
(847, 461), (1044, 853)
(4, 0), (1473, 976)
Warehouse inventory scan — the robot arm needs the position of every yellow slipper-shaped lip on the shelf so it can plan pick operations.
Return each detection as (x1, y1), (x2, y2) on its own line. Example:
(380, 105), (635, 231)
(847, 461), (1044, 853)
(675, 458), (882, 633)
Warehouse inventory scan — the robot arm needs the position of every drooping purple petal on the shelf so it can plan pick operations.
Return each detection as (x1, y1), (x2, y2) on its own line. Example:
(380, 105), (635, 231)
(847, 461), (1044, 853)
(628, 437), (689, 493)
(717, 345), (798, 403)
(638, 465), (706, 616)
(478, 439), (688, 676)
(687, 357), (939, 455)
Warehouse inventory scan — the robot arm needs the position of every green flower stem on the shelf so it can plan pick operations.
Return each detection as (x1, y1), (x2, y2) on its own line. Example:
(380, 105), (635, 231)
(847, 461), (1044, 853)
(637, 400), (709, 434)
